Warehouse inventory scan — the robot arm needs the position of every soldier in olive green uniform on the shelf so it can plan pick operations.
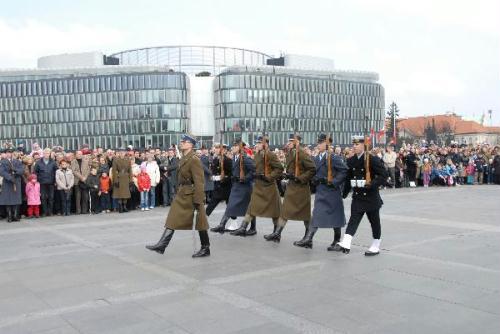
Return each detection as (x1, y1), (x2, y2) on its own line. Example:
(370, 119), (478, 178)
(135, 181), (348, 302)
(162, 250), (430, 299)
(146, 135), (211, 258)
(264, 134), (316, 243)
(111, 148), (132, 213)
(231, 135), (283, 236)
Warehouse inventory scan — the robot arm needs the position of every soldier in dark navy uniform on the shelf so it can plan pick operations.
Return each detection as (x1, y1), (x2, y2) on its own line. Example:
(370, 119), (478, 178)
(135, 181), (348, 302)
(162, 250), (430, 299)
(337, 135), (388, 256)
(210, 139), (255, 234)
(205, 143), (232, 217)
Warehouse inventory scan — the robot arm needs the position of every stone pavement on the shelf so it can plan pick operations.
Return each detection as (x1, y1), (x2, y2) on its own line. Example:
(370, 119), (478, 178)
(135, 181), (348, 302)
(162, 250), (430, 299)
(0, 186), (499, 334)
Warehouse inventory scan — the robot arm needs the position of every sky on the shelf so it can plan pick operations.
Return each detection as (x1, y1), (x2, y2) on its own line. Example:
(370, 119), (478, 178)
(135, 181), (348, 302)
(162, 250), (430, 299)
(1, 0), (499, 125)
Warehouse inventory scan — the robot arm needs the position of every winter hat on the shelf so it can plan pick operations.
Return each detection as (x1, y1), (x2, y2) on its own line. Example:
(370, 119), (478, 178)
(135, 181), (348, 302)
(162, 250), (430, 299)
(140, 165), (147, 172)
(28, 174), (37, 182)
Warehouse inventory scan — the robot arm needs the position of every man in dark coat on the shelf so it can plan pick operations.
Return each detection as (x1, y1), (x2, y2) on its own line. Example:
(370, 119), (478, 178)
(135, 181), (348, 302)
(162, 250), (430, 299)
(34, 148), (58, 216)
(146, 134), (211, 258)
(0, 148), (25, 222)
(212, 139), (255, 234)
(264, 134), (315, 243)
(200, 146), (214, 203)
(205, 143), (232, 216)
(111, 148), (132, 213)
(160, 148), (178, 206)
(294, 134), (348, 249)
(337, 135), (388, 256)
(231, 136), (283, 237)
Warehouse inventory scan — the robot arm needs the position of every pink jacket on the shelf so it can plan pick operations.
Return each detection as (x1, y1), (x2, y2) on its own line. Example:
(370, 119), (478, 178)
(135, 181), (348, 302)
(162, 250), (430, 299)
(25, 182), (41, 206)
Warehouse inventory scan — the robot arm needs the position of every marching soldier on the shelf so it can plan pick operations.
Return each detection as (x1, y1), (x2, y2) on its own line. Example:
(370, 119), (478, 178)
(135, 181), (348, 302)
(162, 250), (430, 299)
(294, 134), (348, 249)
(263, 134), (315, 243)
(205, 144), (232, 216)
(336, 135), (388, 256)
(146, 134), (211, 258)
(211, 139), (255, 234)
(231, 135), (283, 237)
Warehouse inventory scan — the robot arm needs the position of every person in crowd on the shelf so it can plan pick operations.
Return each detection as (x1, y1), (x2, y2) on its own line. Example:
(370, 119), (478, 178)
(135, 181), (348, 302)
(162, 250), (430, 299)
(55, 159), (74, 216)
(34, 148), (58, 216)
(466, 160), (476, 185)
(138, 165), (152, 211)
(141, 153), (160, 209)
(382, 144), (397, 188)
(99, 171), (112, 213)
(71, 150), (91, 214)
(85, 167), (100, 214)
(112, 148), (132, 213)
(25, 174), (41, 219)
(422, 158), (432, 187)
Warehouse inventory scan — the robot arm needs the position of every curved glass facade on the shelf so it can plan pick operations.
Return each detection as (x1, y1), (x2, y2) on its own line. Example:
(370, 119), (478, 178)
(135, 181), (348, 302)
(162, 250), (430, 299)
(111, 46), (271, 76)
(214, 71), (385, 146)
(0, 71), (189, 150)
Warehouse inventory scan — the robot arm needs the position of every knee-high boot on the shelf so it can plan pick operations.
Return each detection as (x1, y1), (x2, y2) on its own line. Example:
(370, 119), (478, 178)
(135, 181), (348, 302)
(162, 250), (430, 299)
(293, 228), (316, 249)
(210, 215), (230, 234)
(246, 217), (257, 236)
(145, 228), (175, 254)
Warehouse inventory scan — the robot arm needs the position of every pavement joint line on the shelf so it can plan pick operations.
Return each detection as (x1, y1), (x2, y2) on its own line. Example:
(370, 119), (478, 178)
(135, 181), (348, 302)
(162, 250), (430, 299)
(0, 285), (186, 330)
(383, 267), (500, 293)
(383, 214), (500, 232)
(204, 260), (324, 285)
(199, 285), (343, 334)
(388, 230), (487, 250)
(4, 224), (347, 333)
(386, 251), (500, 274)
(352, 276), (500, 317)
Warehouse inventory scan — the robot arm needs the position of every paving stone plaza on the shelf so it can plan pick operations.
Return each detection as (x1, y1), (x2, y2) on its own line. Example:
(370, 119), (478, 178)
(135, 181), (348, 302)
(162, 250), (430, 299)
(0, 186), (499, 334)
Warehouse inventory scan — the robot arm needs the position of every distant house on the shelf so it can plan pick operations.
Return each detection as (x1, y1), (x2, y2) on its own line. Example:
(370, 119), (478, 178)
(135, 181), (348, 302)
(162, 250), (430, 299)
(397, 114), (500, 146)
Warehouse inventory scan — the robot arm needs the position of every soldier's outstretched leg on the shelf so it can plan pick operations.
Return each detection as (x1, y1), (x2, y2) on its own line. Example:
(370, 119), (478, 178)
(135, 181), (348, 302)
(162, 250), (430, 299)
(246, 216), (257, 236)
(264, 218), (283, 242)
(294, 226), (317, 249)
(327, 228), (342, 251)
(145, 228), (175, 254)
(193, 231), (211, 258)
(337, 210), (364, 254)
(364, 210), (381, 256)
(293, 221), (309, 245)
(231, 214), (251, 236)
(210, 215), (230, 234)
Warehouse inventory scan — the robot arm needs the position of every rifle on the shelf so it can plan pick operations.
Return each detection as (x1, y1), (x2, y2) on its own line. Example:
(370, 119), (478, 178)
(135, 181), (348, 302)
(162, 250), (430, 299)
(326, 134), (333, 184)
(262, 122), (270, 177)
(239, 141), (245, 181)
(364, 115), (372, 186)
(219, 145), (225, 178)
(294, 131), (300, 178)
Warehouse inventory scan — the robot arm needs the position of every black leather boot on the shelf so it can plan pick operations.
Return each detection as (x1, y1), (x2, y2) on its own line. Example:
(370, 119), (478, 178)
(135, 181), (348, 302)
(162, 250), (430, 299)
(246, 217), (257, 236)
(293, 229), (315, 248)
(6, 207), (13, 223)
(210, 215), (229, 234)
(118, 203), (124, 213)
(264, 226), (284, 243)
(145, 228), (174, 254)
(192, 245), (210, 258)
(327, 228), (342, 251)
(230, 221), (249, 236)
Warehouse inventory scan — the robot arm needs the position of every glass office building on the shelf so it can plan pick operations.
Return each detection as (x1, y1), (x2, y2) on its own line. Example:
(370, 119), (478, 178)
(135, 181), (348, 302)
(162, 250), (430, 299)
(214, 67), (385, 146)
(0, 46), (385, 150)
(0, 68), (189, 150)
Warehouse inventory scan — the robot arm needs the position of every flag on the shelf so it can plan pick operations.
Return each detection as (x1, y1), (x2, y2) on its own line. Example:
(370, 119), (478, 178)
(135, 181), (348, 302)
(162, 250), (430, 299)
(377, 128), (385, 141)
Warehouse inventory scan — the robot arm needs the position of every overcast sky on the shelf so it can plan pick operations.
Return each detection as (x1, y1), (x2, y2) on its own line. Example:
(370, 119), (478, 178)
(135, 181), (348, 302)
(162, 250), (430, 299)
(1, 0), (499, 125)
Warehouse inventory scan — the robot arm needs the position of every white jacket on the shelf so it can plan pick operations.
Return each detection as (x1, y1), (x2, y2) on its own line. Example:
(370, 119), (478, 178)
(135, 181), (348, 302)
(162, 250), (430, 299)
(141, 161), (160, 187)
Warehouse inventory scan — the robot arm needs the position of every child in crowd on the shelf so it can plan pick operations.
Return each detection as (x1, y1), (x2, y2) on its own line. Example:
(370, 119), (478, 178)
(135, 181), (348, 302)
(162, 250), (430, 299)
(444, 159), (457, 186)
(466, 160), (476, 185)
(137, 165), (151, 211)
(85, 167), (100, 214)
(99, 171), (111, 213)
(55, 160), (74, 216)
(422, 158), (432, 187)
(25, 174), (41, 218)
(457, 162), (466, 185)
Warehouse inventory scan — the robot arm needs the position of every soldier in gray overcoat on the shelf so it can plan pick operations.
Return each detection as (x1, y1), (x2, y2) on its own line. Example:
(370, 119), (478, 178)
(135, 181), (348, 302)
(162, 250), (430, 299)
(0, 148), (25, 222)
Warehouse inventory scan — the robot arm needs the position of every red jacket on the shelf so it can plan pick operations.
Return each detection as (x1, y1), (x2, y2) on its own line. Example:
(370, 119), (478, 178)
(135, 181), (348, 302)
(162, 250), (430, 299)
(137, 172), (151, 192)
